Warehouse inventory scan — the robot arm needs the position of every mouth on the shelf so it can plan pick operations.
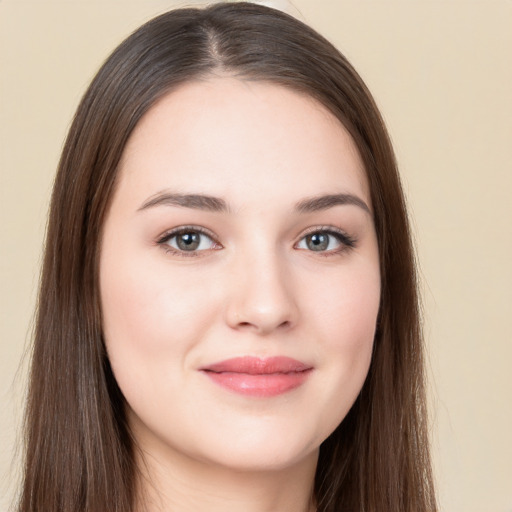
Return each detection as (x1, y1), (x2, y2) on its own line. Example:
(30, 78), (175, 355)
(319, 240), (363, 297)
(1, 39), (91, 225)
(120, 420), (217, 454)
(199, 356), (313, 397)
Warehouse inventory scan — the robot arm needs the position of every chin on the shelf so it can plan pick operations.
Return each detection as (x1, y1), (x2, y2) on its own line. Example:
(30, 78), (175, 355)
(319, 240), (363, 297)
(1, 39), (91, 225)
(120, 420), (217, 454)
(200, 441), (319, 473)
(181, 416), (329, 473)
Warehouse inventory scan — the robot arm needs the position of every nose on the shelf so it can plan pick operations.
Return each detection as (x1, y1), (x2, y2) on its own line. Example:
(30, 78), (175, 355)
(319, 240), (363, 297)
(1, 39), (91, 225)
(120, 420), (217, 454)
(224, 249), (299, 336)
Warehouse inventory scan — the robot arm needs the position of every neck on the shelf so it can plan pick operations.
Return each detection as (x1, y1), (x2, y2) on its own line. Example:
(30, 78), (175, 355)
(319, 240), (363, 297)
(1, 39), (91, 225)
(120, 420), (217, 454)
(134, 445), (318, 512)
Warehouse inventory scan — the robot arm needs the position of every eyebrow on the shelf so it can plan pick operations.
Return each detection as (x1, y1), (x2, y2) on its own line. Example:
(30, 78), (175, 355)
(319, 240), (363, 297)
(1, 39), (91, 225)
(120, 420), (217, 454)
(138, 192), (229, 212)
(294, 193), (371, 215)
(138, 191), (370, 215)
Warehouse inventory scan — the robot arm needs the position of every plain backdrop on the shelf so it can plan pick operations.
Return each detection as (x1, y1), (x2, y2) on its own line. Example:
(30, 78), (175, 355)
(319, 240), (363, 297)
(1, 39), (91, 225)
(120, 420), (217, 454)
(1, 1), (511, 511)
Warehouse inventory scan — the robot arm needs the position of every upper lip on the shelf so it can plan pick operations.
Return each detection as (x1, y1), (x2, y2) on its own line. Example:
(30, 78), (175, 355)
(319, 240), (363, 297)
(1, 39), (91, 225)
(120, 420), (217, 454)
(200, 356), (312, 375)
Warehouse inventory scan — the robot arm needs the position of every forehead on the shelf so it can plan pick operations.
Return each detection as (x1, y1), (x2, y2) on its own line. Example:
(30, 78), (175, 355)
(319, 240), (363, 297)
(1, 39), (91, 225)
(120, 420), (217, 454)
(117, 77), (370, 210)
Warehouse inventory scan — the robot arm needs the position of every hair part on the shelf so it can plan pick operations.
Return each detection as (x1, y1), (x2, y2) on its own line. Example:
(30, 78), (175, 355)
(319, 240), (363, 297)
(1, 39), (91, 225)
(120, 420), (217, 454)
(19, 3), (436, 511)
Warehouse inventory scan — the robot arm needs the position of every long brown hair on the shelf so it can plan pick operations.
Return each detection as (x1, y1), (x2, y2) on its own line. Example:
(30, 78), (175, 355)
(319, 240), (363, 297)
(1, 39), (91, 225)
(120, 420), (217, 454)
(19, 3), (436, 511)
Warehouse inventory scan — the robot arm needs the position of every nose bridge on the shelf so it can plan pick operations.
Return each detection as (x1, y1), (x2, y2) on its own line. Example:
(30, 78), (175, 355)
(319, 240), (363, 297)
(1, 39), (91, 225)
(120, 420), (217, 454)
(225, 240), (298, 334)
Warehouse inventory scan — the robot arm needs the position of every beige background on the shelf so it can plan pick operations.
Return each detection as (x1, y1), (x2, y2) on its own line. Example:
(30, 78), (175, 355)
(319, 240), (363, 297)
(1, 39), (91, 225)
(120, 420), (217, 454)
(1, 1), (511, 511)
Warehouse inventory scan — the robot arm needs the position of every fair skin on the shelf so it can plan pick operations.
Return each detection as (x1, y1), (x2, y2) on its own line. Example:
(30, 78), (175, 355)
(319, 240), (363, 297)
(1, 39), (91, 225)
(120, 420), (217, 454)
(100, 77), (381, 512)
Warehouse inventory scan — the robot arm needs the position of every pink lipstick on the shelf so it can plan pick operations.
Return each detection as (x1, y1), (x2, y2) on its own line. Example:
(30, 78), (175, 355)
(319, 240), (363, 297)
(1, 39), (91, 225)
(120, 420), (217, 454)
(200, 356), (313, 397)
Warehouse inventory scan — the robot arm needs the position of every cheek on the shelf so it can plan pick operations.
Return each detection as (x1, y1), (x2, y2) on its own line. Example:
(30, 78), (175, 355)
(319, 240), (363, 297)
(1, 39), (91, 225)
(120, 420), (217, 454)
(304, 262), (380, 430)
(325, 282), (379, 355)
(99, 250), (220, 400)
(312, 258), (380, 352)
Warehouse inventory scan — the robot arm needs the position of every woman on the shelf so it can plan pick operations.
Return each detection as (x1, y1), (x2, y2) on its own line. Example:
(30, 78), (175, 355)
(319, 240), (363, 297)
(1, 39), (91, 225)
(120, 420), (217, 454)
(19, 2), (437, 511)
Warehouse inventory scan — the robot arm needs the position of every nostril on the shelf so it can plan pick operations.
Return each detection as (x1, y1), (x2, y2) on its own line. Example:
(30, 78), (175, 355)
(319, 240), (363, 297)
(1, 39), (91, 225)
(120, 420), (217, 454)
(235, 319), (291, 333)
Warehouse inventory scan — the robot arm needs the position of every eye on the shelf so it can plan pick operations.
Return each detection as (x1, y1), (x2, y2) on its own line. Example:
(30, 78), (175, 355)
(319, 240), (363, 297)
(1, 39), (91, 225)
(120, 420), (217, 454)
(296, 228), (356, 254)
(157, 227), (220, 255)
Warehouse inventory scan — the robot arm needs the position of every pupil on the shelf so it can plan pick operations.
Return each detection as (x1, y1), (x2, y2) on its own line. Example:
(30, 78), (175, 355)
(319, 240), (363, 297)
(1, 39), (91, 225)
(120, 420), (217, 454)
(308, 233), (328, 251)
(177, 232), (200, 251)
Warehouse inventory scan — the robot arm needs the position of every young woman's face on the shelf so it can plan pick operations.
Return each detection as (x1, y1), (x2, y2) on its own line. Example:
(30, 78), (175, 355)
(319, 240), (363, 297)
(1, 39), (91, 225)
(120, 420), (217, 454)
(100, 78), (380, 473)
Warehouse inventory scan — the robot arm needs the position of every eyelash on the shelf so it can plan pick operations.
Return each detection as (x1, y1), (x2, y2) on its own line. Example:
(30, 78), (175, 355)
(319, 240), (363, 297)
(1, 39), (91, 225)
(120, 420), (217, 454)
(155, 225), (357, 258)
(156, 225), (221, 257)
(297, 226), (357, 256)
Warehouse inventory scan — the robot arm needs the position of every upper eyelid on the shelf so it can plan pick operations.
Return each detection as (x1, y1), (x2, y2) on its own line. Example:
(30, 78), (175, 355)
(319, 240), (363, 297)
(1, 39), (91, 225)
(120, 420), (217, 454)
(156, 225), (219, 244)
(300, 225), (345, 236)
(295, 225), (357, 250)
(298, 225), (355, 241)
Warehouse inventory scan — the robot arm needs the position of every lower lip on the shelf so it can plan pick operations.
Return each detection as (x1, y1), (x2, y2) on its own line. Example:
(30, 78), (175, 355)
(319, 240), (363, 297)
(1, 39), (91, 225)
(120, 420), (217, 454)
(202, 369), (312, 397)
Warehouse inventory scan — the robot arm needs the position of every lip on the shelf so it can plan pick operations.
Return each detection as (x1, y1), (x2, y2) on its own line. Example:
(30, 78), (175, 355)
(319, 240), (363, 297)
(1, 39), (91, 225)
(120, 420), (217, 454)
(199, 356), (313, 397)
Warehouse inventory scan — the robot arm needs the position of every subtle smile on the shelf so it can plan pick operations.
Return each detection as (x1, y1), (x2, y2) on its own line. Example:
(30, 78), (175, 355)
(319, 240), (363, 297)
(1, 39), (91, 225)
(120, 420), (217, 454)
(199, 356), (313, 397)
